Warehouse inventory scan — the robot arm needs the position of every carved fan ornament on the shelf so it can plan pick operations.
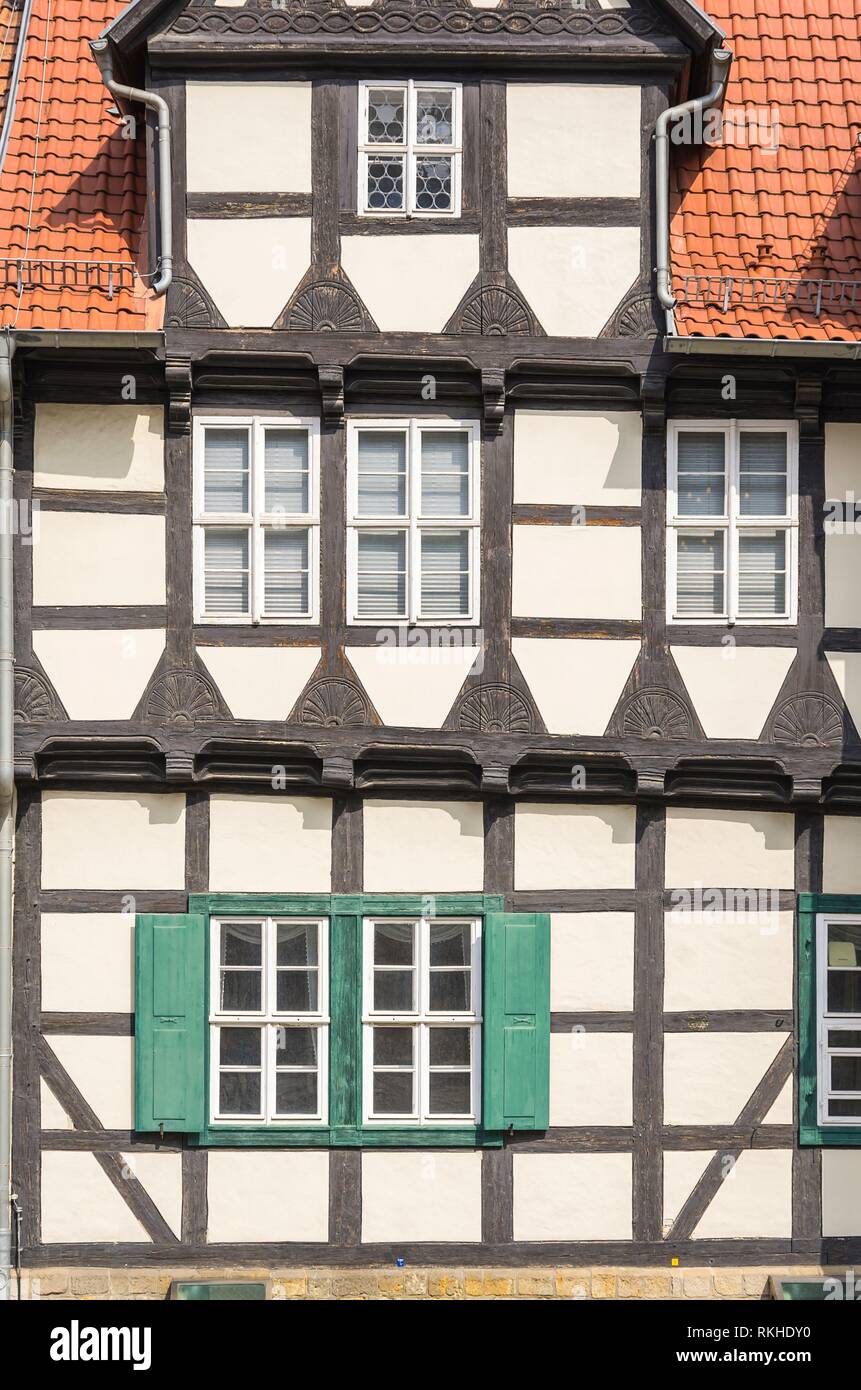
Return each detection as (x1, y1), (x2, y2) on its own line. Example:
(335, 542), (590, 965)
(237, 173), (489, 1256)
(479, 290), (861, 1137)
(145, 670), (222, 724)
(768, 693), (844, 748)
(298, 678), (371, 728)
(619, 688), (693, 741)
(287, 281), (370, 332)
(165, 278), (219, 330)
(14, 668), (63, 722)
(455, 684), (533, 733)
(451, 286), (533, 336)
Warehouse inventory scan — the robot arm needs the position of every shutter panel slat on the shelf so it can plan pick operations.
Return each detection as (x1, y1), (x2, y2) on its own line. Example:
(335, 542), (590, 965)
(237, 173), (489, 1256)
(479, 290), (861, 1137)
(135, 913), (206, 1134)
(483, 912), (550, 1131)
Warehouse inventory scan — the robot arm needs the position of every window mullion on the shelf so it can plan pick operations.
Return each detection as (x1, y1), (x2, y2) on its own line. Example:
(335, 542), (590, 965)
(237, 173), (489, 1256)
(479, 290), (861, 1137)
(726, 422), (738, 623)
(410, 420), (420, 622)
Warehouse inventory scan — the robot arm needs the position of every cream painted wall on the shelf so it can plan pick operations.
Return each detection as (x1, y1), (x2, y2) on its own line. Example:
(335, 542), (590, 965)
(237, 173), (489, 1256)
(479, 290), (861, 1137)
(197, 645), (321, 722)
(207, 1152), (329, 1242)
(513, 410), (642, 506)
(512, 636), (639, 735)
(670, 646), (796, 740)
(507, 84), (640, 198)
(42, 1152), (149, 1243)
(512, 525), (641, 618)
(664, 807), (794, 889)
(513, 1153), (632, 1240)
(40, 1079), (72, 1130)
(345, 643), (480, 728)
(186, 82), (312, 193)
(825, 533), (861, 626)
(33, 512), (166, 606)
(508, 226), (640, 337)
(663, 911), (793, 1011)
(824, 422), (861, 498)
(550, 912), (634, 1011)
(363, 799), (484, 892)
(41, 791), (186, 890)
(33, 629), (165, 721)
(208, 794), (332, 892)
(822, 815), (861, 892)
(41, 913), (133, 1013)
(340, 234), (479, 332)
(34, 404), (164, 492)
(361, 1153), (482, 1242)
(120, 1153), (183, 1239)
(663, 1150), (792, 1238)
(663, 1032), (786, 1124)
(550, 1032), (633, 1125)
(822, 1150), (861, 1236)
(49, 1036), (134, 1129)
(187, 218), (311, 327)
(825, 651), (861, 739)
(514, 803), (636, 890)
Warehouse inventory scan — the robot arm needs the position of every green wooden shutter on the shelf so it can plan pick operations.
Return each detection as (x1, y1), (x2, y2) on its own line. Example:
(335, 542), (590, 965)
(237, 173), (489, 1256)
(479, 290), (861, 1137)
(483, 912), (550, 1131)
(135, 913), (206, 1133)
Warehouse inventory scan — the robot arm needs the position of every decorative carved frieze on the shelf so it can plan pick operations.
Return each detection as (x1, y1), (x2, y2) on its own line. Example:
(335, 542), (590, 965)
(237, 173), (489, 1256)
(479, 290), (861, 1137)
(14, 667), (64, 723)
(768, 693), (844, 748)
(171, 4), (665, 39)
(296, 677), (373, 728)
(144, 669), (224, 724)
(618, 688), (693, 741)
(454, 683), (534, 734)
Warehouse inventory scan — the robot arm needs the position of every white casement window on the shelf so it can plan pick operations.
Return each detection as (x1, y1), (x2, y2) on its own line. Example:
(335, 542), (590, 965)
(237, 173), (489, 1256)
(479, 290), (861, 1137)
(667, 421), (798, 623)
(362, 917), (481, 1124)
(817, 914), (861, 1126)
(347, 419), (480, 624)
(193, 416), (320, 623)
(358, 80), (462, 216)
(210, 917), (328, 1125)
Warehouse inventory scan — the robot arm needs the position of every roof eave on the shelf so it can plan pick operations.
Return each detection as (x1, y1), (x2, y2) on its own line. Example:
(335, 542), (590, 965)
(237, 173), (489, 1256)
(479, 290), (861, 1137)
(666, 335), (861, 360)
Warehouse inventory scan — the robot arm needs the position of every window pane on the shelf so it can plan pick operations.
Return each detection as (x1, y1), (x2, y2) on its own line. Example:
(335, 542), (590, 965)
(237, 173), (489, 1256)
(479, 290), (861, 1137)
(828, 922), (861, 962)
(277, 922), (318, 967)
(357, 432), (407, 516)
(373, 1027), (414, 1067)
(828, 1097), (861, 1118)
(264, 429), (309, 514)
(264, 529), (309, 616)
(275, 1072), (317, 1116)
(374, 970), (414, 1012)
(416, 89), (454, 145)
(415, 157), (452, 212)
(737, 532), (786, 616)
(374, 922), (414, 966)
(357, 532), (407, 617)
(373, 1071), (413, 1115)
(828, 1029), (861, 1048)
(276, 970), (318, 1013)
(220, 923), (262, 967)
(219, 1027), (261, 1067)
(429, 1071), (471, 1115)
(366, 88), (405, 143)
(367, 156), (404, 211)
(429, 970), (470, 1012)
(676, 432), (725, 516)
(675, 531), (724, 616)
(429, 1027), (470, 1066)
(219, 1072), (260, 1115)
(204, 530), (249, 615)
(421, 531), (469, 617)
(831, 1055), (861, 1091)
(220, 971), (262, 1012)
(828, 974), (861, 1013)
(430, 922), (470, 967)
(421, 431), (469, 516)
(276, 1027), (319, 1068)
(203, 428), (249, 513)
(739, 432), (788, 516)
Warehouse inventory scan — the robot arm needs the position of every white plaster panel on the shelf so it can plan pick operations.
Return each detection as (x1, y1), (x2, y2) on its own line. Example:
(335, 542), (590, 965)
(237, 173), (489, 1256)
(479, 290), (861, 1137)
(550, 912), (634, 1011)
(662, 1151), (711, 1232)
(49, 1036), (134, 1129)
(670, 646), (796, 740)
(824, 422), (861, 498)
(763, 1077), (793, 1124)
(33, 628), (165, 721)
(513, 1153), (632, 1240)
(345, 643), (480, 728)
(822, 1150), (861, 1236)
(825, 533), (861, 627)
(822, 815), (861, 892)
(508, 226), (640, 337)
(664, 807), (794, 889)
(121, 1152), (183, 1239)
(695, 1151), (792, 1238)
(41, 791), (186, 890)
(363, 799), (483, 892)
(187, 218), (311, 327)
(340, 234), (479, 332)
(41, 1152), (149, 1243)
(208, 794), (332, 892)
(663, 911), (793, 1011)
(550, 1032), (633, 1125)
(507, 84), (640, 198)
(186, 82), (311, 193)
(197, 645), (321, 721)
(512, 636), (639, 735)
(40, 1079), (72, 1131)
(826, 652), (861, 738)
(207, 1151), (329, 1242)
(33, 512), (165, 606)
(663, 1032), (786, 1124)
(513, 410), (642, 506)
(41, 913), (133, 1013)
(33, 404), (164, 492)
(514, 803), (636, 890)
(513, 525), (641, 618)
(361, 1153), (482, 1242)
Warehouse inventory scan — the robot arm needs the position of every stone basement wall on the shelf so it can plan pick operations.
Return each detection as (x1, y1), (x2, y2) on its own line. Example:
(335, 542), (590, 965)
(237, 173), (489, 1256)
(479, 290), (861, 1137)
(17, 1266), (833, 1300)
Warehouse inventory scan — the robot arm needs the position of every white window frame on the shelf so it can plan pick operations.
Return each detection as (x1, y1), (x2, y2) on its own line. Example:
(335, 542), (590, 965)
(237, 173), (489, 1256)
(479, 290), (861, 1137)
(209, 916), (329, 1126)
(667, 419), (798, 625)
(816, 912), (861, 1127)
(346, 417), (481, 625)
(358, 79), (463, 218)
(362, 916), (482, 1126)
(193, 415), (321, 625)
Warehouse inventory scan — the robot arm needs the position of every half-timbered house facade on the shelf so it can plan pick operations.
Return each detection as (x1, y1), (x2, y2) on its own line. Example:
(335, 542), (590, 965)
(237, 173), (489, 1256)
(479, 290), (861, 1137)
(1, 0), (860, 1299)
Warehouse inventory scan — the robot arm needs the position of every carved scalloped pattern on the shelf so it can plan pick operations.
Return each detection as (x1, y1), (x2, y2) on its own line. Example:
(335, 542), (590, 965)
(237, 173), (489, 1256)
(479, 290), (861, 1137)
(287, 281), (368, 332)
(165, 277), (219, 330)
(455, 683), (533, 733)
(14, 668), (63, 722)
(619, 688), (693, 741)
(453, 286), (533, 336)
(145, 670), (222, 724)
(298, 678), (372, 727)
(172, 7), (662, 38)
(769, 693), (844, 748)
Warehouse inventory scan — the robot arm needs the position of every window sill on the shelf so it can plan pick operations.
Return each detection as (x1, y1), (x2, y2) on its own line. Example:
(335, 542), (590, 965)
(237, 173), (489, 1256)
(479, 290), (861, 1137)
(191, 1125), (504, 1149)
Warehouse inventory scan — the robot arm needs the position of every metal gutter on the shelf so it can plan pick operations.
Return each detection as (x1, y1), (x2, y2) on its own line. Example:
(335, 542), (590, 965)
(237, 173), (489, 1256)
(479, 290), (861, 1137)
(11, 330), (163, 349)
(0, 330), (14, 1303)
(665, 335), (861, 359)
(0, 0), (35, 175)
